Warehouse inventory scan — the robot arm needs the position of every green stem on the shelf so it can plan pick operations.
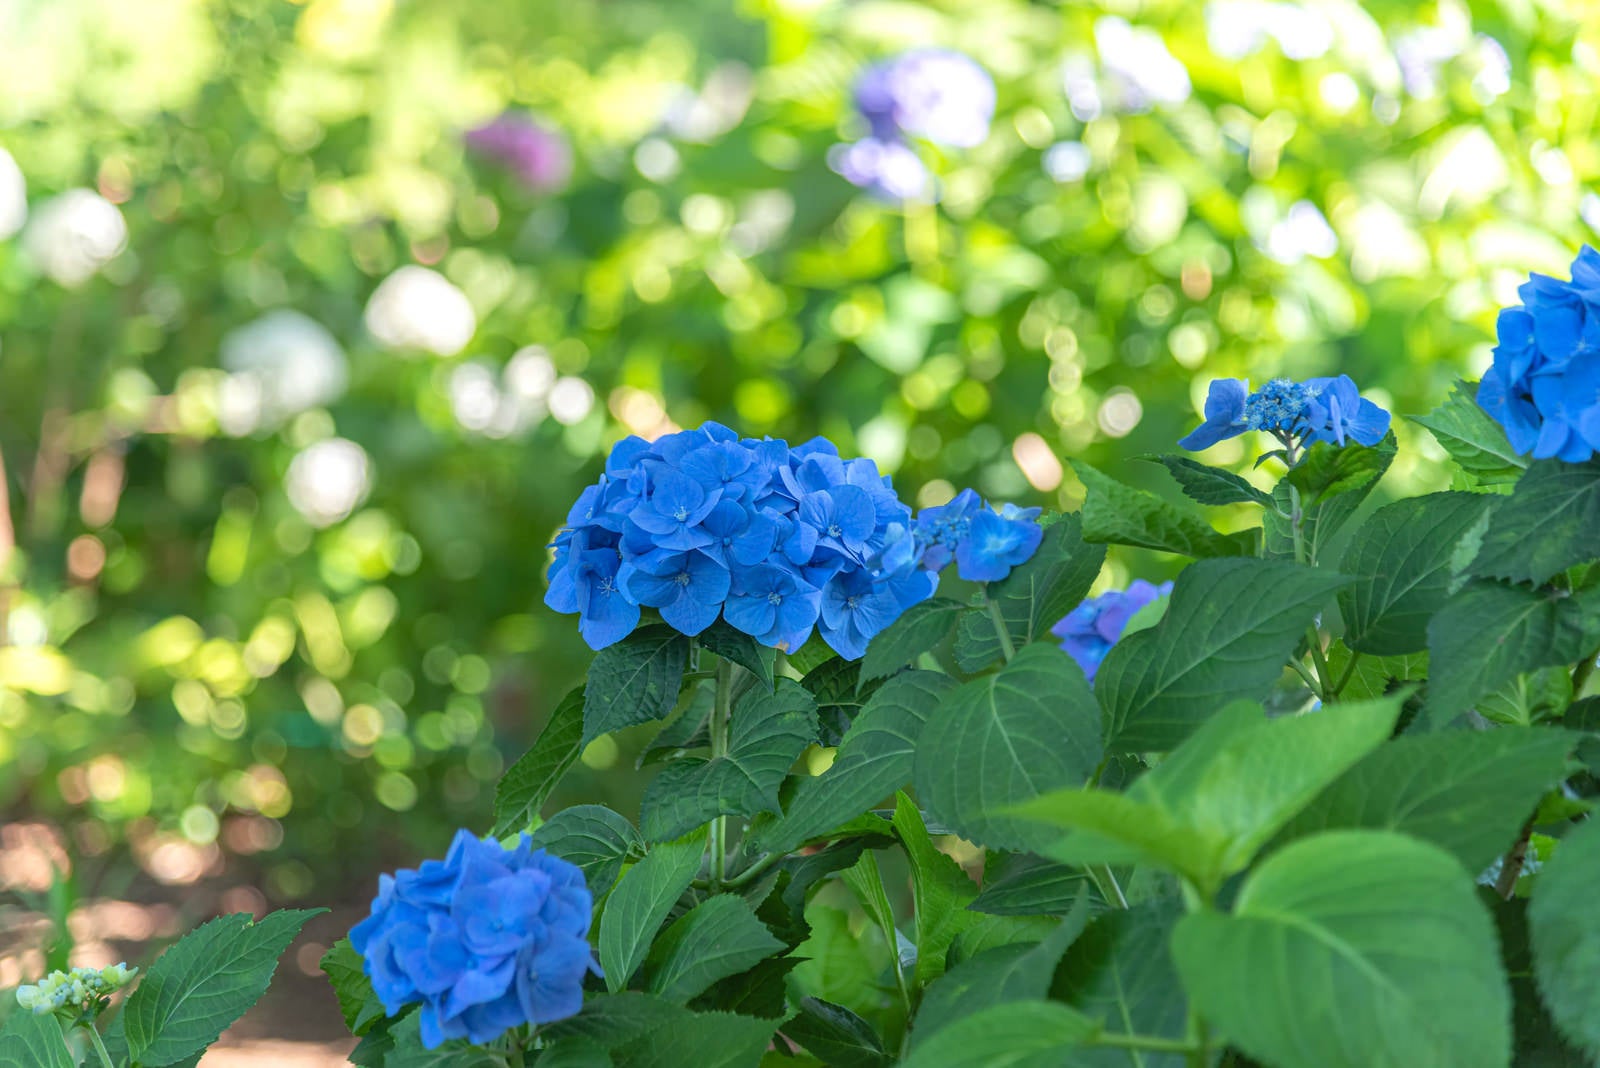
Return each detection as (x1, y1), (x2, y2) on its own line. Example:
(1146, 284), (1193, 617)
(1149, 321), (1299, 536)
(1305, 626), (1332, 699)
(83, 1023), (116, 1068)
(1090, 863), (1129, 909)
(1332, 649), (1362, 697)
(1186, 1010), (1211, 1068)
(709, 659), (733, 888)
(726, 849), (781, 888)
(1093, 1032), (1198, 1055)
(1286, 481), (1308, 565)
(1288, 657), (1325, 701)
(1573, 644), (1600, 697)
(985, 592), (1016, 664)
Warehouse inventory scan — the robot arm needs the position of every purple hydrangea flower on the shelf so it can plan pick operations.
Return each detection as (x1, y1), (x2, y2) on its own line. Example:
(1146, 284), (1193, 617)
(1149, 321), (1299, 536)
(1477, 246), (1600, 461)
(855, 49), (996, 149)
(829, 138), (932, 201)
(1052, 579), (1173, 682)
(465, 114), (573, 194)
(349, 831), (597, 1050)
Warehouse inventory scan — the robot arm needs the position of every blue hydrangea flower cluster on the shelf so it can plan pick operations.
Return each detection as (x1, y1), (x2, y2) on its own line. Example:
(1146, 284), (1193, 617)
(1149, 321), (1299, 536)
(351, 831), (596, 1050)
(1051, 579), (1173, 682)
(831, 48), (995, 200)
(1477, 246), (1600, 462)
(1178, 374), (1391, 453)
(546, 424), (1045, 658)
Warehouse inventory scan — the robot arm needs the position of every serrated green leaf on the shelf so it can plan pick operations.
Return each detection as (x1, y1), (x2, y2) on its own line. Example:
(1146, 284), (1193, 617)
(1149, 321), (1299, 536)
(698, 621), (776, 688)
(612, 1008), (781, 1068)
(969, 854), (1096, 917)
(804, 657), (879, 746)
(1425, 581), (1600, 727)
(640, 679), (817, 842)
(751, 670), (951, 857)
(1173, 831), (1509, 1068)
(645, 895), (785, 1003)
(898, 1001), (1096, 1068)
(952, 514), (1106, 672)
(0, 1012), (74, 1068)
(1470, 459), (1600, 586)
(1053, 902), (1189, 1068)
(784, 998), (891, 1068)
(1530, 817), (1600, 1062)
(1096, 557), (1349, 752)
(583, 625), (691, 743)
(1411, 379), (1529, 485)
(381, 1012), (502, 1067)
(599, 831), (705, 993)
(791, 903), (892, 1019)
(534, 1042), (614, 1067)
(1339, 492), (1497, 656)
(1073, 461), (1256, 558)
(860, 598), (964, 682)
(121, 908), (322, 1067)
(1323, 643), (1428, 701)
(320, 938), (387, 1037)
(1144, 454), (1274, 507)
(914, 643), (1102, 850)
(493, 685), (586, 837)
(529, 804), (642, 896)
(1263, 434), (1396, 566)
(1275, 728), (1576, 871)
(893, 794), (978, 987)
(542, 992), (685, 1049)
(637, 684), (713, 768)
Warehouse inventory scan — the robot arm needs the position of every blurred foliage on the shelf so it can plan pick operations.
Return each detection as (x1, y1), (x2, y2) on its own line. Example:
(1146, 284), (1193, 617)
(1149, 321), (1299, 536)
(0, 0), (1597, 902)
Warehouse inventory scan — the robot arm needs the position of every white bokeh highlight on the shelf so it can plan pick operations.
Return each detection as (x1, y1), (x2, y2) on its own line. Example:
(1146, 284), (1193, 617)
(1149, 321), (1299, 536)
(285, 438), (371, 527)
(364, 266), (477, 357)
(24, 189), (127, 287)
(218, 310), (348, 435)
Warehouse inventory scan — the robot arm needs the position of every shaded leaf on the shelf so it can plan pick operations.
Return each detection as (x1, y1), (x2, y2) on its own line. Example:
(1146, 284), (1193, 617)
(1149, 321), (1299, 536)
(530, 805), (643, 896)
(598, 831), (705, 993)
(647, 895), (785, 1003)
(1411, 380), (1530, 485)
(803, 657), (879, 746)
(584, 625), (691, 743)
(320, 938), (387, 1037)
(698, 621), (776, 689)
(1054, 902), (1189, 1068)
(1470, 459), (1600, 586)
(1530, 816), (1600, 1062)
(493, 685), (586, 836)
(1145, 454), (1273, 507)
(1073, 461), (1256, 558)
(893, 794), (978, 986)
(784, 998), (891, 1068)
(861, 598), (964, 682)
(0, 1012), (73, 1068)
(898, 1001), (1097, 1068)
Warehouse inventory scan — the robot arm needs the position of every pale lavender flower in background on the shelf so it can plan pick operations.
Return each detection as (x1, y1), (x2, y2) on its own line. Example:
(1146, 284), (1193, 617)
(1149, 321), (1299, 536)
(829, 138), (932, 201)
(855, 48), (996, 149)
(465, 113), (573, 194)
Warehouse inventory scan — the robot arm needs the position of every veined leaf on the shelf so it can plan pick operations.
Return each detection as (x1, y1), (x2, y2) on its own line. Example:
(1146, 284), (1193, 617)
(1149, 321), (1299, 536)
(0, 1012), (74, 1068)
(1530, 816), (1600, 1062)
(646, 895), (784, 1003)
(1053, 902), (1189, 1068)
(598, 831), (705, 992)
(1469, 459), (1600, 586)
(697, 621), (776, 689)
(861, 598), (964, 682)
(493, 685), (585, 836)
(1073, 461), (1256, 558)
(529, 805), (642, 896)
(583, 625), (691, 743)
(784, 998), (891, 1068)
(893, 794), (978, 987)
(1264, 433), (1396, 566)
(898, 1001), (1097, 1068)
(1144, 454), (1274, 508)
(320, 938), (387, 1037)
(1411, 380), (1528, 485)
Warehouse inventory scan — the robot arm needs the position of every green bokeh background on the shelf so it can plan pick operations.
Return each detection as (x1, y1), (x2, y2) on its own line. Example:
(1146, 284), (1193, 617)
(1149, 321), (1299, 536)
(0, 0), (1595, 907)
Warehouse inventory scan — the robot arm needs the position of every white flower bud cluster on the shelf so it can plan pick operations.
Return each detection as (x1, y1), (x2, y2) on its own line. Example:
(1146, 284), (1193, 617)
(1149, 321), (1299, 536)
(15, 963), (137, 1016)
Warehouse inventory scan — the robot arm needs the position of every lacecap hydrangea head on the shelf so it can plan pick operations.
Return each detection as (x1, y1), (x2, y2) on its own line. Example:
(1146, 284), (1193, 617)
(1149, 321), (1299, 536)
(544, 423), (1045, 657)
(349, 830), (596, 1050)
(1178, 375), (1389, 454)
(16, 963), (137, 1017)
(1477, 245), (1600, 462)
(1052, 579), (1173, 682)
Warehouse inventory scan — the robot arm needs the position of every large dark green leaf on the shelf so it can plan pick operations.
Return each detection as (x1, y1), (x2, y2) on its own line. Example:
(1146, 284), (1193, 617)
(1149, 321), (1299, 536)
(952, 513), (1107, 671)
(1470, 459), (1600, 586)
(1530, 816), (1600, 1062)
(549, 994), (781, 1068)
(1054, 901), (1189, 1067)
(1144, 454), (1274, 507)
(1425, 581), (1600, 727)
(898, 1001), (1097, 1068)
(784, 998), (892, 1068)
(598, 832), (704, 992)
(914, 643), (1102, 850)
(1411, 380), (1530, 486)
(803, 656), (879, 746)
(969, 853), (1095, 917)
(1339, 492), (1495, 656)
(1096, 557), (1348, 752)
(639, 678), (817, 841)
(0, 1012), (74, 1068)
(1073, 461), (1256, 558)
(894, 794), (978, 986)
(645, 895), (784, 1003)
(861, 598), (964, 682)
(529, 804), (643, 896)
(380, 1014), (502, 1067)
(493, 685), (586, 836)
(750, 670), (951, 857)
(584, 625), (691, 743)
(320, 938), (387, 1037)
(1173, 831), (1510, 1068)
(697, 621), (775, 689)
(1276, 728), (1576, 871)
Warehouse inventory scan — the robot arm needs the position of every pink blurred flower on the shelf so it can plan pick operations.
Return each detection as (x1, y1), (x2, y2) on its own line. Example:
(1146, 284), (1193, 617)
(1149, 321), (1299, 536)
(464, 114), (573, 193)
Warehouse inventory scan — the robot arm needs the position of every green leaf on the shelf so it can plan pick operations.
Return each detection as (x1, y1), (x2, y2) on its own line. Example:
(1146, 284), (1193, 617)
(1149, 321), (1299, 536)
(840, 851), (902, 979)
(893, 794), (978, 987)
(534, 1043), (613, 1067)
(952, 513), (1107, 672)
(860, 598), (964, 682)
(1339, 492), (1497, 656)
(1323, 643), (1429, 702)
(914, 643), (1102, 850)
(1425, 581), (1600, 727)
(543, 992), (685, 1048)
(640, 679), (817, 842)
(1470, 459), (1600, 586)
(1265, 434), (1397, 565)
(791, 904), (892, 1018)
(529, 804), (643, 896)
(1018, 697), (1400, 891)
(969, 854), (1096, 917)
(1173, 831), (1510, 1068)
(1530, 816), (1600, 1061)
(1277, 728), (1576, 871)
(638, 684), (714, 768)
(1053, 902), (1189, 1067)
(898, 1001), (1097, 1068)
(599, 831), (705, 993)
(912, 894), (1089, 1045)
(381, 1013), (502, 1067)
(584, 624), (691, 743)
(120, 908), (323, 1067)
(492, 685), (586, 837)
(1096, 557), (1349, 752)
(1411, 379), (1529, 485)
(804, 657), (879, 746)
(1073, 461), (1257, 558)
(612, 1009), (782, 1068)
(646, 895), (785, 1003)
(751, 670), (951, 857)
(0, 1012), (74, 1068)
(784, 998), (892, 1068)
(320, 938), (386, 1037)
(698, 621), (776, 688)
(1144, 454), (1274, 507)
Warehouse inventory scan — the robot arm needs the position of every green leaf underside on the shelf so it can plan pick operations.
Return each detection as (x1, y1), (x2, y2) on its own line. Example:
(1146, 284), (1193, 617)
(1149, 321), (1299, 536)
(640, 678), (818, 841)
(646, 894), (784, 1003)
(697, 621), (776, 688)
(584, 625), (691, 743)
(1469, 459), (1600, 586)
(785, 998), (892, 1068)
(969, 854), (1095, 917)
(1339, 492), (1496, 656)
(897, 1001), (1097, 1068)
(493, 685), (586, 836)
(1096, 557), (1349, 752)
(1529, 816), (1600, 1061)
(1425, 581), (1600, 727)
(861, 598), (965, 682)
(1411, 380), (1530, 484)
(753, 670), (951, 857)
(1146, 454), (1274, 507)
(119, 908), (322, 1067)
(529, 805), (643, 896)
(1073, 461), (1257, 558)
(598, 831), (704, 992)
(1276, 728), (1576, 871)
(953, 513), (1106, 672)
(0, 1013), (74, 1068)
(914, 643), (1103, 850)
(1172, 831), (1510, 1068)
